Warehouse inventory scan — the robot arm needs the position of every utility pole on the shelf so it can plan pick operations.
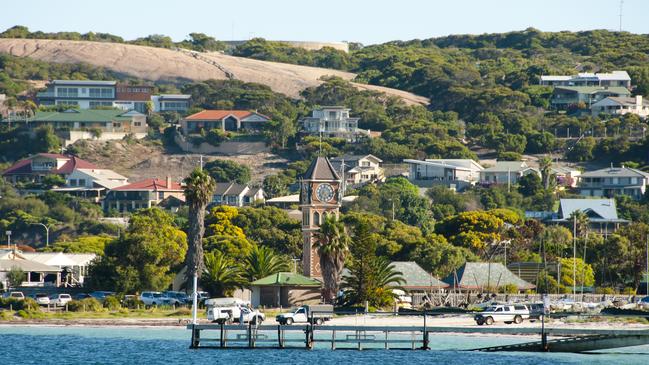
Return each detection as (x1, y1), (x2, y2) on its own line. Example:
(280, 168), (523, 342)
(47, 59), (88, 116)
(619, 0), (624, 32)
(31, 223), (50, 247)
(572, 215), (577, 298)
(646, 234), (648, 296)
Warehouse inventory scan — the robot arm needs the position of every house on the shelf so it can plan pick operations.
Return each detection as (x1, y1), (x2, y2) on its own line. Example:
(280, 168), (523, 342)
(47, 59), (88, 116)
(479, 161), (540, 185)
(250, 272), (322, 308)
(330, 154), (385, 186)
(550, 86), (631, 110)
(114, 84), (154, 113)
(404, 159), (483, 190)
(21, 252), (97, 287)
(2, 153), (98, 184)
(36, 80), (117, 109)
(27, 109), (148, 145)
(547, 198), (628, 235)
(391, 261), (448, 292)
(102, 177), (184, 213)
(551, 166), (581, 188)
(211, 182), (264, 207)
(181, 110), (271, 134)
(540, 71), (631, 88)
(443, 262), (535, 292)
(577, 166), (649, 200)
(300, 106), (368, 141)
(590, 95), (649, 118)
(0, 250), (62, 288)
(151, 94), (191, 113)
(52, 168), (129, 201)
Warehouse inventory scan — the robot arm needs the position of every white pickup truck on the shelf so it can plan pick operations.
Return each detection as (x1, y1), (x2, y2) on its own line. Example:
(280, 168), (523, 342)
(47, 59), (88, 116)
(275, 304), (334, 325)
(205, 298), (265, 325)
(474, 304), (530, 325)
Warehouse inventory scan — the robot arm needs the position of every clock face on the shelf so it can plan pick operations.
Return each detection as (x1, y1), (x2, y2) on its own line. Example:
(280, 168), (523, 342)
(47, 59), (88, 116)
(316, 183), (335, 203)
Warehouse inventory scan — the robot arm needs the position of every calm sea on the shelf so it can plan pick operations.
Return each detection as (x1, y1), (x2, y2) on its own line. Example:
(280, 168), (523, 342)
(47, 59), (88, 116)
(0, 326), (647, 364)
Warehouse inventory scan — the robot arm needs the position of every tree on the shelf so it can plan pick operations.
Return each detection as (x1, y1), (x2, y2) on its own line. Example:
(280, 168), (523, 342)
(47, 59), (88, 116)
(538, 156), (553, 190)
(560, 257), (595, 290)
(7, 266), (25, 288)
(262, 174), (291, 199)
(233, 206), (302, 256)
(204, 205), (254, 259)
(243, 245), (290, 283)
(204, 159), (251, 184)
(183, 168), (216, 284)
(566, 137), (596, 162)
(518, 173), (543, 196)
(411, 234), (478, 278)
(45, 235), (113, 255)
(200, 251), (244, 297)
(315, 215), (351, 303)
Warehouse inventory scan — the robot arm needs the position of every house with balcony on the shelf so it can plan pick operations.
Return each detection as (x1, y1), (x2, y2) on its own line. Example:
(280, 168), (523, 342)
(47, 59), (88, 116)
(151, 94), (191, 113)
(590, 95), (649, 118)
(404, 159), (483, 190)
(550, 86), (631, 110)
(211, 182), (264, 207)
(577, 166), (649, 200)
(36, 80), (117, 109)
(330, 154), (385, 187)
(114, 84), (154, 113)
(2, 153), (97, 184)
(540, 71), (631, 88)
(52, 167), (129, 202)
(102, 177), (184, 213)
(181, 110), (271, 134)
(300, 106), (368, 142)
(480, 161), (540, 186)
(546, 199), (628, 235)
(27, 109), (147, 145)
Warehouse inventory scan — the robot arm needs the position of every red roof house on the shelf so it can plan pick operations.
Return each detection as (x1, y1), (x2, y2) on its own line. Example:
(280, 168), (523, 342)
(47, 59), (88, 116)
(103, 177), (184, 213)
(2, 153), (97, 183)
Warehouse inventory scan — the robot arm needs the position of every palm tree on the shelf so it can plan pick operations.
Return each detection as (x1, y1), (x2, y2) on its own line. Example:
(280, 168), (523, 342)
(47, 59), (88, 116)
(315, 215), (351, 303)
(200, 251), (244, 297)
(569, 210), (590, 238)
(370, 257), (406, 307)
(244, 245), (290, 283)
(183, 168), (216, 285)
(539, 156), (553, 190)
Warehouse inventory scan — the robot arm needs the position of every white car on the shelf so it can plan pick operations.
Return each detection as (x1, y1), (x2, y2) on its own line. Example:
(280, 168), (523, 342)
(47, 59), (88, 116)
(205, 298), (265, 325)
(474, 304), (530, 325)
(50, 293), (72, 307)
(34, 293), (51, 306)
(140, 291), (171, 306)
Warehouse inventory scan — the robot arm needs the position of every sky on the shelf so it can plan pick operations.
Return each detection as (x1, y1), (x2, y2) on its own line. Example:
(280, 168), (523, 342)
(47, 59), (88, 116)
(2, 0), (648, 45)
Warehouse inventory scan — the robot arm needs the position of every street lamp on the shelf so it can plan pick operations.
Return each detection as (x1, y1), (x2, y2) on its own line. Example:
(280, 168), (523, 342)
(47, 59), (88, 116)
(31, 223), (50, 247)
(5, 230), (12, 251)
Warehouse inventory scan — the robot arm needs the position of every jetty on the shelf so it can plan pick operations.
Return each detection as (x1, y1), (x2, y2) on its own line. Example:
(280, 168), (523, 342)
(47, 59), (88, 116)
(187, 320), (649, 352)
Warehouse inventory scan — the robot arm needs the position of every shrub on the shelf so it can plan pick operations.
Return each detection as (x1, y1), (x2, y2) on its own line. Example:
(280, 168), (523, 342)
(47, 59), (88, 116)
(67, 298), (103, 312)
(103, 296), (122, 310)
(16, 309), (45, 319)
(0, 310), (13, 320)
(501, 284), (519, 294)
(123, 297), (145, 309)
(595, 287), (616, 294)
(205, 128), (229, 146)
(0, 298), (39, 311)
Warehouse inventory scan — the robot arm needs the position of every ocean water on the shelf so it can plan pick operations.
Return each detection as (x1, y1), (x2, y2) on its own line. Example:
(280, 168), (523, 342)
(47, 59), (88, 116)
(0, 326), (647, 364)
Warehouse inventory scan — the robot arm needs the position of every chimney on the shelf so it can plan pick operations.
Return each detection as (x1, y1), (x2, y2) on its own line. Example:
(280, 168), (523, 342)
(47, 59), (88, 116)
(636, 95), (643, 107)
(166, 176), (172, 188)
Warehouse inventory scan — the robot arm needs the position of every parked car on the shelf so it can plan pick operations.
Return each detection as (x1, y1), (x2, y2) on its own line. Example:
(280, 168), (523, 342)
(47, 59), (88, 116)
(205, 298), (265, 325)
(34, 293), (51, 306)
(50, 293), (72, 307)
(73, 293), (92, 301)
(474, 304), (530, 325)
(197, 291), (209, 304)
(4, 291), (25, 300)
(140, 291), (172, 306)
(638, 296), (649, 310)
(527, 303), (545, 322)
(90, 291), (116, 302)
(276, 305), (334, 325)
(163, 291), (190, 305)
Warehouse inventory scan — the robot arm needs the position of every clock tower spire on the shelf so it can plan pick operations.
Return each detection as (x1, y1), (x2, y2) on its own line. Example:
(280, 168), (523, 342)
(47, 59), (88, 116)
(299, 156), (342, 278)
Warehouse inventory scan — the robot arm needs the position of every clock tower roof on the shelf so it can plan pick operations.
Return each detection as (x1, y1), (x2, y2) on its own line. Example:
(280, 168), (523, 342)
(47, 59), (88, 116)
(303, 156), (340, 181)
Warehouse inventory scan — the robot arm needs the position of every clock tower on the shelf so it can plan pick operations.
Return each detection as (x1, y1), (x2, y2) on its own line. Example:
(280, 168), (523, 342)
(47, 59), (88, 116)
(299, 156), (342, 278)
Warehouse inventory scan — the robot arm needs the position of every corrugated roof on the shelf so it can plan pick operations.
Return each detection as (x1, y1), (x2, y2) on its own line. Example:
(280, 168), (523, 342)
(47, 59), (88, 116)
(112, 178), (183, 191)
(594, 96), (649, 107)
(250, 272), (321, 287)
(443, 262), (535, 290)
(391, 261), (448, 289)
(75, 168), (128, 189)
(580, 166), (649, 178)
(2, 154), (97, 176)
(303, 157), (340, 181)
(51, 80), (116, 86)
(185, 110), (270, 121)
(30, 109), (137, 123)
(482, 161), (529, 173)
(557, 199), (620, 221)
(213, 182), (249, 196)
(0, 258), (62, 272)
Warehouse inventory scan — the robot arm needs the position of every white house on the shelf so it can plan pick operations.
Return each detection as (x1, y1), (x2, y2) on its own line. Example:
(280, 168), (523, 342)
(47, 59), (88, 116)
(300, 106), (368, 141)
(212, 182), (265, 207)
(540, 71), (631, 88)
(151, 94), (191, 113)
(577, 166), (649, 200)
(21, 252), (97, 287)
(404, 159), (483, 190)
(480, 161), (540, 185)
(53, 168), (128, 201)
(591, 95), (649, 118)
(330, 154), (385, 186)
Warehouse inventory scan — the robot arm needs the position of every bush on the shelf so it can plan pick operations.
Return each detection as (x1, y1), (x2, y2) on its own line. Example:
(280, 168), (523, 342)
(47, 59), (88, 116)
(123, 296), (145, 309)
(595, 287), (616, 294)
(205, 129), (229, 146)
(16, 309), (45, 319)
(0, 298), (39, 311)
(103, 296), (122, 310)
(67, 298), (103, 312)
(501, 284), (519, 294)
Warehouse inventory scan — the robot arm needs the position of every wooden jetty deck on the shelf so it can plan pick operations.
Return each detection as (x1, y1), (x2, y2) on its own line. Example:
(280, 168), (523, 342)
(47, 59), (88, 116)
(187, 323), (649, 352)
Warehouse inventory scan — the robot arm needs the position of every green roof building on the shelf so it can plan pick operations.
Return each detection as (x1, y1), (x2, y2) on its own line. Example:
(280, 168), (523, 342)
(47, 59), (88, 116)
(250, 272), (322, 308)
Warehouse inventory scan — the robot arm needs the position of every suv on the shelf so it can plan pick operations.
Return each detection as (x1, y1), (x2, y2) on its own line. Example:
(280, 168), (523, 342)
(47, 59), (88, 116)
(4, 292), (25, 300)
(140, 291), (171, 306)
(90, 291), (116, 302)
(34, 293), (51, 305)
(163, 291), (190, 305)
(475, 304), (530, 325)
(50, 293), (72, 307)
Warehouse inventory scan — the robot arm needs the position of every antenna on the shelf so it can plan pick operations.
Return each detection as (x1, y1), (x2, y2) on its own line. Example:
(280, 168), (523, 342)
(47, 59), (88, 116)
(619, 0), (624, 32)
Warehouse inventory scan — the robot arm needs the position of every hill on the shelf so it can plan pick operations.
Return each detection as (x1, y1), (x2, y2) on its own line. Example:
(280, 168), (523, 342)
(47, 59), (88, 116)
(0, 38), (428, 105)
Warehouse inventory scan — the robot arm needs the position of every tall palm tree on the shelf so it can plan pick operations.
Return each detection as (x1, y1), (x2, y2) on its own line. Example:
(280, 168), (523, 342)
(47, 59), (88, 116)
(315, 215), (351, 303)
(244, 245), (290, 283)
(200, 251), (244, 297)
(183, 168), (216, 285)
(539, 156), (553, 190)
(569, 210), (590, 238)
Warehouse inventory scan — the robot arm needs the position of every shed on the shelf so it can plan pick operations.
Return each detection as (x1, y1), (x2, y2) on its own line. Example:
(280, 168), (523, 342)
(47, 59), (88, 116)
(250, 272), (322, 308)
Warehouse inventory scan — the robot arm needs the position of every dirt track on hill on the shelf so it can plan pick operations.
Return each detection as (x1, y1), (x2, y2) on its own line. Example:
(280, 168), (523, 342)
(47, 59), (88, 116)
(0, 38), (428, 105)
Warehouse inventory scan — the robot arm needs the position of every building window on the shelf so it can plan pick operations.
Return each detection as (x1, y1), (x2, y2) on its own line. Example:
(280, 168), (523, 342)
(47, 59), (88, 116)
(78, 179), (86, 186)
(134, 122), (141, 127)
(303, 211), (310, 226)
(314, 212), (320, 225)
(158, 192), (164, 200)
(69, 179), (77, 186)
